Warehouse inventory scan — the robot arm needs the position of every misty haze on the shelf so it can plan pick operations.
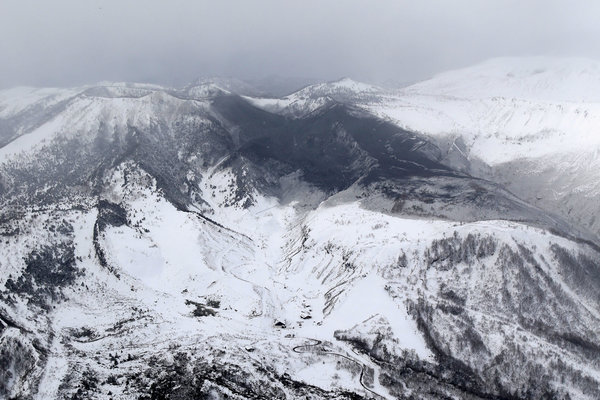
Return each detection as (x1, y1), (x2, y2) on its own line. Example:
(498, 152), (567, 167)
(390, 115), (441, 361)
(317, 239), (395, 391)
(1, 1), (600, 399)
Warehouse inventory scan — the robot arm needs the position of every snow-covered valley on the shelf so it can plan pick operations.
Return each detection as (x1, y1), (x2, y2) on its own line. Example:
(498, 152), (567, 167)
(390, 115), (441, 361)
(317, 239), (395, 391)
(1, 58), (600, 399)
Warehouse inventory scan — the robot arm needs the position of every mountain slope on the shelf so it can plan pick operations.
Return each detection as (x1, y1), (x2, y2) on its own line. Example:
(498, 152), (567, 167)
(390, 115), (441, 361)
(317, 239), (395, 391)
(244, 57), (600, 241)
(364, 57), (600, 240)
(0, 75), (599, 399)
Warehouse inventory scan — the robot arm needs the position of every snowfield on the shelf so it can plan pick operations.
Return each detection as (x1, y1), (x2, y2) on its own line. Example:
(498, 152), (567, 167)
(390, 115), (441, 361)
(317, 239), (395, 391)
(244, 57), (600, 240)
(2, 57), (600, 399)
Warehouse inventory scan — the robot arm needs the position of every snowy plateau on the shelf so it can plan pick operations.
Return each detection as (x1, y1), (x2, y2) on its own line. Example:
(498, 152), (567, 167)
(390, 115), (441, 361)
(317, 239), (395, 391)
(1, 57), (600, 399)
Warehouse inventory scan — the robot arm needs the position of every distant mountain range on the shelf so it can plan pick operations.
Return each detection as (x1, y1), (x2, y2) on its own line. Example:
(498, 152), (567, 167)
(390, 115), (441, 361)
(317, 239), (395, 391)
(1, 57), (599, 399)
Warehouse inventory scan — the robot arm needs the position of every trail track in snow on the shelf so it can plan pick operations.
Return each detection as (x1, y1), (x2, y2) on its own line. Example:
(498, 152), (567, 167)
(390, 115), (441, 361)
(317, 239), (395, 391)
(292, 338), (389, 400)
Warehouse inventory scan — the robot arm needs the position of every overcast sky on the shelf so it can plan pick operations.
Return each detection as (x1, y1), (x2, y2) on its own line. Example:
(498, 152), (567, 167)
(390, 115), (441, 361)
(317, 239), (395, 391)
(1, 0), (599, 90)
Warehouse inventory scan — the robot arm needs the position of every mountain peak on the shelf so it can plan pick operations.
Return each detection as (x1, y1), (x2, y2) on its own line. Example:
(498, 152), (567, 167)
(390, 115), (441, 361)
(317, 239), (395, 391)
(187, 77), (265, 97)
(2, 58), (600, 400)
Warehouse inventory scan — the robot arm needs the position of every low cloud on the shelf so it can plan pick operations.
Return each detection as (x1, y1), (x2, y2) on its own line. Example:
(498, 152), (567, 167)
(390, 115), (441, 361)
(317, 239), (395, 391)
(1, 0), (598, 89)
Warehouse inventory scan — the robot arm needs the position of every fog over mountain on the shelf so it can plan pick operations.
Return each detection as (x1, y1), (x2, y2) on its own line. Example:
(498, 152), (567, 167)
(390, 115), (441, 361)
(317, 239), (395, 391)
(2, 0), (600, 89)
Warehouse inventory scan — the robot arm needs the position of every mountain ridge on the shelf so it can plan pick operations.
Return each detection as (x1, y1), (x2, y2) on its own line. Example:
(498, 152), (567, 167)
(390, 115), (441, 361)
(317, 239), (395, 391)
(1, 58), (600, 399)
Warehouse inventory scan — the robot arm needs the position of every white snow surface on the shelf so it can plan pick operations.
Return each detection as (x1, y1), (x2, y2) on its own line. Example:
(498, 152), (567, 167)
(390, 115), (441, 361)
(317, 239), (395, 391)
(244, 77), (384, 117)
(404, 57), (600, 102)
(241, 57), (600, 166)
(361, 57), (600, 165)
(5, 57), (599, 167)
(21, 170), (592, 399)
(0, 87), (212, 162)
(2, 58), (600, 398)
(0, 86), (82, 118)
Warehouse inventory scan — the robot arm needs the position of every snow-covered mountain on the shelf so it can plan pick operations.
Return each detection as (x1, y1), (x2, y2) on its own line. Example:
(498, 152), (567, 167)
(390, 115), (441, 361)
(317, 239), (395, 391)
(376, 57), (600, 244)
(247, 57), (600, 241)
(368, 57), (600, 164)
(245, 77), (386, 118)
(1, 60), (600, 399)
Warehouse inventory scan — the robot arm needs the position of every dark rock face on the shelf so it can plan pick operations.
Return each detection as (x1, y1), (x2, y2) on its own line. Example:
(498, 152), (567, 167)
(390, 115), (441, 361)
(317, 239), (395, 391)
(213, 96), (452, 193)
(93, 200), (127, 275)
(96, 200), (127, 230)
(0, 94), (454, 212)
(5, 243), (78, 309)
(0, 333), (39, 399)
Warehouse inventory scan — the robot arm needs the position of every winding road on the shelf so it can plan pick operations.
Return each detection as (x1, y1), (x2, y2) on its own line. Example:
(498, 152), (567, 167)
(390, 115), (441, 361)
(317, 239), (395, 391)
(292, 338), (389, 400)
